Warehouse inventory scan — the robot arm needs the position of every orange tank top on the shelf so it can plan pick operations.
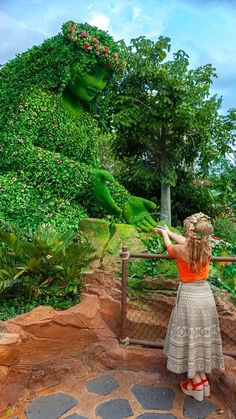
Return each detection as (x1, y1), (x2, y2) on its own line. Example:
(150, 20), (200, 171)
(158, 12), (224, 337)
(167, 244), (209, 283)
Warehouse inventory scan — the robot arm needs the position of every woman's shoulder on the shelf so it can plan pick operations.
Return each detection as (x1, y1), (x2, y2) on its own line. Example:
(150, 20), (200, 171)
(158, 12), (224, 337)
(173, 244), (185, 258)
(166, 243), (183, 258)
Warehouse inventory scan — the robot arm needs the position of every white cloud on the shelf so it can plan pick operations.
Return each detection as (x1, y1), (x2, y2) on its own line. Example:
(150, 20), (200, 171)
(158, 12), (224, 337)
(108, 0), (125, 15)
(88, 14), (111, 31)
(132, 6), (141, 20)
(0, 10), (16, 30)
(0, 11), (45, 64)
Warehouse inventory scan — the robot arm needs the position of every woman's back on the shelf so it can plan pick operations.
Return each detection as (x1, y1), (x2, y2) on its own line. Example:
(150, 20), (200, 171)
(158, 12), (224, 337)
(167, 243), (210, 282)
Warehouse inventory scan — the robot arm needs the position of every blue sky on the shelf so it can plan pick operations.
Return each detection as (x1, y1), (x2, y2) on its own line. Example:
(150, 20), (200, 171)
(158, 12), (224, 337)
(0, 0), (235, 114)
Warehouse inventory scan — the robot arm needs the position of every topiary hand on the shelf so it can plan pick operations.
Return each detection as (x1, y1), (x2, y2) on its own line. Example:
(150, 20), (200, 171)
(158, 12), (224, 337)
(92, 169), (122, 215)
(122, 196), (157, 232)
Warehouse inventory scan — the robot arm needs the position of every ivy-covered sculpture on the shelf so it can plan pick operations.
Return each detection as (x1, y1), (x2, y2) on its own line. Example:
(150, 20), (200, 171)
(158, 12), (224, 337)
(0, 20), (157, 232)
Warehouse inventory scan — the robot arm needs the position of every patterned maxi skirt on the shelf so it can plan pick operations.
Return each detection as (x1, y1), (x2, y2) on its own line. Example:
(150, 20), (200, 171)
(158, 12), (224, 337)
(163, 280), (225, 378)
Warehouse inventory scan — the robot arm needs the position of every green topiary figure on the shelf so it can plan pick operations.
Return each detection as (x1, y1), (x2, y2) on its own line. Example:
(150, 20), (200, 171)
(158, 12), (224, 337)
(0, 20), (157, 232)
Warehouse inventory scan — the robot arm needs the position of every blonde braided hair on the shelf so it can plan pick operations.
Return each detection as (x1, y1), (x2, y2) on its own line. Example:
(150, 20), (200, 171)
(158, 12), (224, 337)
(183, 213), (213, 273)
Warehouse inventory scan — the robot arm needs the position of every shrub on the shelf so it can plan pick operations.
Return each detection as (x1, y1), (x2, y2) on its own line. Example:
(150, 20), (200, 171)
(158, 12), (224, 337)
(0, 222), (96, 301)
(213, 218), (236, 244)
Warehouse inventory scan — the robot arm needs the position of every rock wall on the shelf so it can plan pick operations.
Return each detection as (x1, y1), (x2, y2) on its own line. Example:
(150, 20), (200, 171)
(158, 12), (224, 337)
(0, 288), (166, 413)
(0, 270), (235, 415)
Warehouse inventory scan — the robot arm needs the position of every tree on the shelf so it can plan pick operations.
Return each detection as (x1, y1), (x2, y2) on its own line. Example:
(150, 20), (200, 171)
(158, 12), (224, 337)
(107, 36), (236, 223)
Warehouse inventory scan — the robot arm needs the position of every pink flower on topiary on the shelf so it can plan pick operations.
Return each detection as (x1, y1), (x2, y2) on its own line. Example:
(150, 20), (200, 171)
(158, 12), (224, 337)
(83, 43), (92, 50)
(62, 20), (127, 74)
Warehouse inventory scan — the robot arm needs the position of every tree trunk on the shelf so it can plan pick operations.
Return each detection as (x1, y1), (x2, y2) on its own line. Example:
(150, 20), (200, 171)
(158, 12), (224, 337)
(160, 182), (171, 224)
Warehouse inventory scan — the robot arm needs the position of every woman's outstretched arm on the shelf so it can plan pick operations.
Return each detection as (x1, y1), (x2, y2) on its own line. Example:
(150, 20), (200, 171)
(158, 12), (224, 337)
(155, 227), (172, 248)
(165, 227), (186, 244)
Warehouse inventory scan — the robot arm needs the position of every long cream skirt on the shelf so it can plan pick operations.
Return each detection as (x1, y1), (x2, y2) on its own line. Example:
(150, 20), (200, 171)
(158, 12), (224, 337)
(163, 280), (225, 378)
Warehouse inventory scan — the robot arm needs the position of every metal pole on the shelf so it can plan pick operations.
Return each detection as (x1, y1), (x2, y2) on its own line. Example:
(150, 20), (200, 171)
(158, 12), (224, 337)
(120, 246), (129, 342)
(127, 253), (236, 263)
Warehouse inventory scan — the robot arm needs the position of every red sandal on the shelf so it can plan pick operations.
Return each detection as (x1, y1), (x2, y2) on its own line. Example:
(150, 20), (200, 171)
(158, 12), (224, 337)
(181, 378), (204, 401)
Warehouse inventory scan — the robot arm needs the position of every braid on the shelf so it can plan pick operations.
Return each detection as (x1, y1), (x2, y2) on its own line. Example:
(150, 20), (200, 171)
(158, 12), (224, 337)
(183, 213), (213, 272)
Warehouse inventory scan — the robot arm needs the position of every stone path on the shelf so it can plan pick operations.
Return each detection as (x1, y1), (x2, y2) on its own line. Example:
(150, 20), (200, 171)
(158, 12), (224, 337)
(4, 370), (226, 419)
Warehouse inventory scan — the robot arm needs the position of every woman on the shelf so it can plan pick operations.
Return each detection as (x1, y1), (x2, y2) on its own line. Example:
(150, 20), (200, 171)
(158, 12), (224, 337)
(156, 213), (225, 401)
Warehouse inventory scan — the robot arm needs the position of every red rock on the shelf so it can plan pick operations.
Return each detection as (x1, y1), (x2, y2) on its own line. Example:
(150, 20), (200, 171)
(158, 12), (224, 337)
(0, 269), (235, 416)
(0, 332), (19, 345)
(0, 346), (19, 366)
(211, 355), (236, 415)
(0, 366), (9, 383)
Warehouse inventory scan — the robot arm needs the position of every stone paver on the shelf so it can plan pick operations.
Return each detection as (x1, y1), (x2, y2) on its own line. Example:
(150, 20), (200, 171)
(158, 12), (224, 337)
(17, 372), (225, 419)
(130, 384), (175, 410)
(95, 398), (134, 419)
(136, 414), (177, 418)
(86, 374), (119, 395)
(183, 396), (220, 418)
(24, 392), (78, 419)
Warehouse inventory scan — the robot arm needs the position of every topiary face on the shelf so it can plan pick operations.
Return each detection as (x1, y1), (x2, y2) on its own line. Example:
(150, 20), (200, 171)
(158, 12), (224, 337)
(0, 19), (126, 109)
(68, 63), (112, 103)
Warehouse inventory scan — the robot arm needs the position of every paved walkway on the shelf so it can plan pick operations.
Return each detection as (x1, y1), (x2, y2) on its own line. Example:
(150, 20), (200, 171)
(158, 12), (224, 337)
(4, 370), (226, 419)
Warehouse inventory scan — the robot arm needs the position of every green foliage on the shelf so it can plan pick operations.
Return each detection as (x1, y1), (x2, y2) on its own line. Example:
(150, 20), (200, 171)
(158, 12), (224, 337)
(127, 276), (176, 299)
(0, 223), (96, 300)
(62, 21), (126, 73)
(209, 272), (236, 303)
(0, 294), (77, 321)
(128, 231), (178, 282)
(105, 36), (235, 220)
(213, 218), (236, 244)
(127, 231), (178, 299)
(210, 234), (236, 298)
(222, 263), (236, 291)
(99, 217), (117, 267)
(208, 160), (236, 219)
(172, 182), (215, 221)
(0, 22), (130, 231)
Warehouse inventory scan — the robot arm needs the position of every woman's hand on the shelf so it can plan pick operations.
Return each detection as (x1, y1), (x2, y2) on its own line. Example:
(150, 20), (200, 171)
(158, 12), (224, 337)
(154, 225), (172, 249)
(155, 227), (166, 235)
(163, 224), (170, 233)
(155, 225), (170, 235)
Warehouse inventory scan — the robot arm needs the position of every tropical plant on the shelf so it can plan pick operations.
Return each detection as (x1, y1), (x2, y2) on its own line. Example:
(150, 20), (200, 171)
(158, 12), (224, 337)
(213, 218), (236, 244)
(0, 222), (96, 299)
